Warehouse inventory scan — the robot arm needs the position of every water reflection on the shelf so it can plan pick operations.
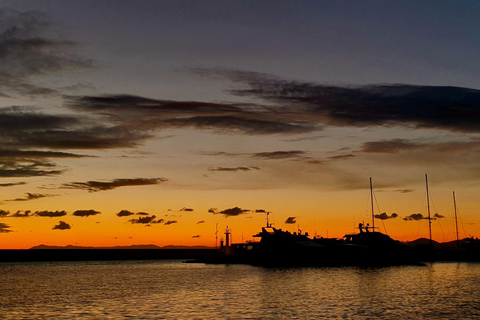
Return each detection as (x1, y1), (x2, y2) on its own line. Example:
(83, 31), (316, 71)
(0, 261), (479, 319)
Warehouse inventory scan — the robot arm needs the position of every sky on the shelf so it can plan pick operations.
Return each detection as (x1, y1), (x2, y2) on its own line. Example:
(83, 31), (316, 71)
(0, 0), (479, 248)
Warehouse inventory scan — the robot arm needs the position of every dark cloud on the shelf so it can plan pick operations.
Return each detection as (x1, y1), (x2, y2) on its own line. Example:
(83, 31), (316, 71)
(67, 94), (315, 135)
(136, 212), (149, 216)
(7, 192), (53, 201)
(0, 107), (80, 133)
(52, 221), (71, 230)
(0, 209), (10, 217)
(117, 210), (134, 217)
(396, 189), (415, 193)
(12, 125), (149, 150)
(73, 209), (101, 217)
(0, 8), (92, 97)
(35, 210), (67, 217)
(11, 210), (31, 218)
(255, 209), (269, 213)
(192, 234), (201, 238)
(362, 139), (425, 154)
(252, 150), (306, 160)
(208, 167), (253, 172)
(0, 149), (85, 159)
(212, 207), (250, 217)
(129, 215), (158, 224)
(403, 212), (445, 221)
(164, 220), (177, 225)
(197, 220), (205, 224)
(0, 112), (105, 176)
(179, 207), (194, 212)
(403, 213), (427, 221)
(0, 182), (26, 187)
(0, 222), (12, 233)
(374, 212), (398, 220)
(61, 178), (167, 192)
(164, 116), (314, 135)
(0, 158), (63, 177)
(203, 69), (480, 133)
(327, 154), (355, 161)
(285, 217), (296, 224)
(0, 108), (150, 178)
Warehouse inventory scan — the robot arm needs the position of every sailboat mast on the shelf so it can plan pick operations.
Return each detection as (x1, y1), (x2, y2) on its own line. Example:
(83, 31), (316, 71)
(425, 174), (432, 246)
(370, 177), (375, 231)
(453, 191), (459, 250)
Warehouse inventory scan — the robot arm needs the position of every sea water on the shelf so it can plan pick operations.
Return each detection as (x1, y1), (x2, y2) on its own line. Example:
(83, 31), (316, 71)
(0, 260), (479, 319)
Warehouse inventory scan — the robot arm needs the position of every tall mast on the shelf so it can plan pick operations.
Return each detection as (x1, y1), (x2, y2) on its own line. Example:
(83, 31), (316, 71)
(425, 174), (432, 246)
(453, 191), (459, 250)
(370, 177), (375, 231)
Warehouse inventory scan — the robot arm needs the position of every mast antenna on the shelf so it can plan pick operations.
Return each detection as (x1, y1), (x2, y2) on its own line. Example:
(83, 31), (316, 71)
(453, 191), (459, 250)
(425, 174), (432, 247)
(370, 177), (375, 231)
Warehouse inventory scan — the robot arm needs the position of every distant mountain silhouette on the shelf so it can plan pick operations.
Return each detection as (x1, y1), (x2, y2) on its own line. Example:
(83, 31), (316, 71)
(406, 238), (471, 250)
(30, 244), (211, 250)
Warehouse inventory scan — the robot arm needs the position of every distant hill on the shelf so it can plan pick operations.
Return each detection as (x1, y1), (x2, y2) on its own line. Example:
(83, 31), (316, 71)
(30, 244), (212, 250)
(406, 237), (470, 250)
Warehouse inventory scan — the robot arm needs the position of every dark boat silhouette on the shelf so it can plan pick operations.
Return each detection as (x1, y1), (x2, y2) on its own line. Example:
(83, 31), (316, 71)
(210, 178), (420, 267)
(214, 222), (419, 267)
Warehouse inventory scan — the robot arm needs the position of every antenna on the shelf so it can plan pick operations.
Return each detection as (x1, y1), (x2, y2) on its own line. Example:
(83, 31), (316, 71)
(215, 223), (218, 249)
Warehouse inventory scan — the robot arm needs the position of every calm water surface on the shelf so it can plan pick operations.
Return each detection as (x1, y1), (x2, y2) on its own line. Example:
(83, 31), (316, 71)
(0, 260), (479, 319)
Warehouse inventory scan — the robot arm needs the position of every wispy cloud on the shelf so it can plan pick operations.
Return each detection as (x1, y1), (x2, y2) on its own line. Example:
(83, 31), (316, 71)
(252, 150), (306, 160)
(67, 94), (316, 135)
(0, 222), (12, 233)
(129, 215), (160, 224)
(361, 139), (426, 154)
(0, 182), (26, 187)
(208, 166), (258, 172)
(7, 193), (54, 202)
(395, 189), (415, 193)
(0, 8), (92, 97)
(198, 69), (480, 133)
(327, 154), (355, 161)
(61, 178), (167, 192)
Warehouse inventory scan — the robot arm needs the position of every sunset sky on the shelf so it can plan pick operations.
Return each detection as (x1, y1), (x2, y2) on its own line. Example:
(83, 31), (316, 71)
(1, 1), (479, 249)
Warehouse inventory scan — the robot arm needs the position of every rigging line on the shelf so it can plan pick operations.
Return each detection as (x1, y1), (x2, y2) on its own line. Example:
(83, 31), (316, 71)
(372, 191), (387, 234)
(458, 207), (468, 239)
(429, 192), (447, 241)
(436, 218), (446, 242)
(452, 195), (468, 239)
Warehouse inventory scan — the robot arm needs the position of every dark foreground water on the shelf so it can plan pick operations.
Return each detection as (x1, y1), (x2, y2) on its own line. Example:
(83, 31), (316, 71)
(0, 260), (479, 319)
